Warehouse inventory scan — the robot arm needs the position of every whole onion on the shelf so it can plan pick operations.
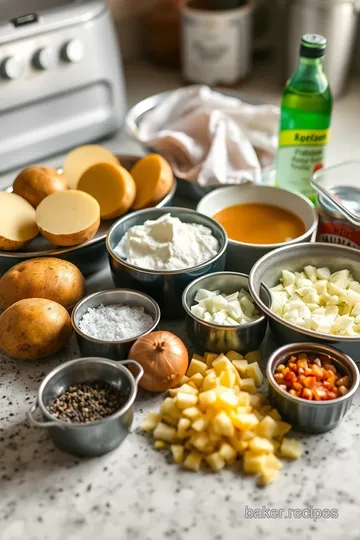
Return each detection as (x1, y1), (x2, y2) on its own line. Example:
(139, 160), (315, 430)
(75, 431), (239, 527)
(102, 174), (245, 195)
(128, 330), (189, 392)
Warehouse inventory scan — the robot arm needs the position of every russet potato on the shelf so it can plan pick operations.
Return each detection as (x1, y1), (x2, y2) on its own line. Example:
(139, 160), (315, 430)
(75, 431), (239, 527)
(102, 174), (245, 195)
(0, 257), (85, 311)
(0, 298), (72, 360)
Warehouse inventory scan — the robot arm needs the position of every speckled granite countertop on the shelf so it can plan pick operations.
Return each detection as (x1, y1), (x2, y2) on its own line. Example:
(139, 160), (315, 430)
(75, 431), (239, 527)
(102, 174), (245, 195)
(1, 265), (360, 540)
(1, 61), (360, 540)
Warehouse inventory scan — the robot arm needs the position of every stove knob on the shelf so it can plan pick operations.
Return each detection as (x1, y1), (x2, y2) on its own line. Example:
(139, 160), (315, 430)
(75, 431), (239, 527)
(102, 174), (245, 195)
(33, 47), (56, 70)
(1, 56), (25, 79)
(62, 39), (84, 63)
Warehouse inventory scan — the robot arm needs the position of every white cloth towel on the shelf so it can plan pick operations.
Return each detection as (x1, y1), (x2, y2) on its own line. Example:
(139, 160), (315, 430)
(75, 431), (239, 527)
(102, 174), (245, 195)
(136, 85), (279, 187)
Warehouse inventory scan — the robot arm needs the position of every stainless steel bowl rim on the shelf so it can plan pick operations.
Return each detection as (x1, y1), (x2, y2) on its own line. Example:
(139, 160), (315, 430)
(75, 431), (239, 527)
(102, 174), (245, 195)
(267, 342), (360, 406)
(71, 289), (161, 345)
(182, 271), (266, 329)
(196, 185), (318, 249)
(249, 242), (360, 343)
(1, 154), (177, 259)
(36, 357), (141, 428)
(106, 206), (228, 275)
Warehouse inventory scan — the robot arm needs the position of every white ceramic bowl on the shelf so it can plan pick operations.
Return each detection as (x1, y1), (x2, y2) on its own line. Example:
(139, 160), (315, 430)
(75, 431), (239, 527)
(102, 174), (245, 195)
(196, 184), (318, 273)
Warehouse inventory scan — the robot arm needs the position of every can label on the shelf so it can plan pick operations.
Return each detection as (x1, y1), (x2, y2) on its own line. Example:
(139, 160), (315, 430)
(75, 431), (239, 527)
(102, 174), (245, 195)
(317, 218), (360, 248)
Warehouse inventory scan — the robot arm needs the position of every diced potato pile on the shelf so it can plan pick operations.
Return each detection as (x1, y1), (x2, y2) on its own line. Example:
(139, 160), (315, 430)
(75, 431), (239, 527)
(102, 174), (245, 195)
(141, 350), (302, 486)
(271, 266), (360, 336)
(191, 288), (261, 326)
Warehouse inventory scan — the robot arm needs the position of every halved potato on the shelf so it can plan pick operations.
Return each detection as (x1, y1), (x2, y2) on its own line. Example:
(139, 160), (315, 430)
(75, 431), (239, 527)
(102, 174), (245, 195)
(36, 190), (100, 246)
(0, 192), (38, 251)
(130, 154), (173, 209)
(63, 145), (119, 189)
(77, 163), (136, 219)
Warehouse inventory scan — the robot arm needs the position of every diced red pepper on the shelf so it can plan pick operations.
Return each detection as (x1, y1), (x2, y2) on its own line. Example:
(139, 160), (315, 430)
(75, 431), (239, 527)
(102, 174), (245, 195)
(284, 371), (297, 383)
(303, 376), (316, 388)
(274, 351), (350, 402)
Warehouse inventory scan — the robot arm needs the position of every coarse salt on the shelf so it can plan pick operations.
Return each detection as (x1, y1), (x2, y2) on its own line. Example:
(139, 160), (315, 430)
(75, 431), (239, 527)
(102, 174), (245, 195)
(78, 304), (154, 341)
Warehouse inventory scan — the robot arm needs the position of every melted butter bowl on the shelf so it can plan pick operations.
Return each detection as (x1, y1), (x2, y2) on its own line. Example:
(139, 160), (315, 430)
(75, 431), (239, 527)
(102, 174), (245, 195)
(196, 184), (318, 274)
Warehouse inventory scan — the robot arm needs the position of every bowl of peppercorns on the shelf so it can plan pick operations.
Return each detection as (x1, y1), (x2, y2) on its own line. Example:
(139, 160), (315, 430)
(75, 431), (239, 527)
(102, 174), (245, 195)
(267, 342), (359, 434)
(27, 357), (144, 457)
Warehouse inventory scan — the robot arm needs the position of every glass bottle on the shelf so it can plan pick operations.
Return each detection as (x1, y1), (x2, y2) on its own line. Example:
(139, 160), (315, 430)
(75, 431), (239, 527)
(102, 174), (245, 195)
(146, 0), (183, 68)
(276, 34), (333, 204)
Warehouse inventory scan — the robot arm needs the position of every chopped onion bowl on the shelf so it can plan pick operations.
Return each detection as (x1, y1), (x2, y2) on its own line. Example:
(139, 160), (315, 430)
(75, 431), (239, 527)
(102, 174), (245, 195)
(270, 266), (360, 337)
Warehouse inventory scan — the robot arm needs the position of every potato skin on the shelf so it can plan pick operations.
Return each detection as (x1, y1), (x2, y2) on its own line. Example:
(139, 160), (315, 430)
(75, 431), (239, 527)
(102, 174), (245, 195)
(38, 217), (100, 247)
(0, 235), (30, 251)
(0, 257), (85, 311)
(0, 298), (72, 360)
(13, 166), (68, 208)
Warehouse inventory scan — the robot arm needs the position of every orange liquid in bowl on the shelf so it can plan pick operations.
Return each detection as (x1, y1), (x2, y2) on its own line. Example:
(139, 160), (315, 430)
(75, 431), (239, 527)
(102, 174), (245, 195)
(213, 203), (306, 245)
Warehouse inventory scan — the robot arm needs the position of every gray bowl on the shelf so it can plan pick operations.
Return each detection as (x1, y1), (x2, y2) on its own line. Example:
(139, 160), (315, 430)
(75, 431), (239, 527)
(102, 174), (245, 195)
(27, 357), (144, 457)
(182, 271), (267, 354)
(72, 289), (161, 360)
(106, 207), (228, 318)
(197, 184), (318, 274)
(267, 342), (359, 433)
(249, 242), (360, 358)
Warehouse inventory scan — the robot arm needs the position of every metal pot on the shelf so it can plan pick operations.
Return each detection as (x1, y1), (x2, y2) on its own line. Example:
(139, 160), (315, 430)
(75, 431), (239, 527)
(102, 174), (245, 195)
(27, 357), (144, 457)
(277, 0), (360, 98)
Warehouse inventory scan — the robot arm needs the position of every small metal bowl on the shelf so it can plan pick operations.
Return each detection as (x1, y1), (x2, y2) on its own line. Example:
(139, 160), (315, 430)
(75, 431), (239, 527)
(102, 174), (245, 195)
(249, 242), (360, 358)
(72, 289), (161, 360)
(27, 357), (144, 457)
(267, 342), (359, 433)
(106, 207), (228, 318)
(182, 271), (267, 354)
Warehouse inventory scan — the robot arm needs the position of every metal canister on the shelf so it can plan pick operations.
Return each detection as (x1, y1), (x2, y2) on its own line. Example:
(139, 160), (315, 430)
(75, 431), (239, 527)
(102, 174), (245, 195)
(316, 186), (360, 248)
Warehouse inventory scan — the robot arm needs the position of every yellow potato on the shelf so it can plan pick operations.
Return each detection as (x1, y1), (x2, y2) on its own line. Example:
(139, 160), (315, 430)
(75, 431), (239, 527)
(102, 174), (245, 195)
(130, 154), (173, 209)
(36, 190), (100, 246)
(0, 298), (72, 360)
(0, 192), (38, 251)
(77, 163), (136, 220)
(0, 257), (85, 311)
(13, 166), (68, 208)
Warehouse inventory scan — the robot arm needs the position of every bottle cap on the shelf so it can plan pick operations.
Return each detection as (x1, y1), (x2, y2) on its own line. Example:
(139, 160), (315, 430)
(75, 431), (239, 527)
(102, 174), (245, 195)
(300, 34), (327, 58)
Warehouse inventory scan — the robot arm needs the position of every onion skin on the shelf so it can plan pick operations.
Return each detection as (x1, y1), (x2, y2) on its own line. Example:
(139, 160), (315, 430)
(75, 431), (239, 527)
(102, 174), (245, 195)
(128, 330), (189, 392)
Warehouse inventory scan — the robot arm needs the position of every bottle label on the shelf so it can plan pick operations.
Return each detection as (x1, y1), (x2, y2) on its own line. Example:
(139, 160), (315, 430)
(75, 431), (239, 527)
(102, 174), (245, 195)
(279, 129), (329, 146)
(277, 129), (330, 197)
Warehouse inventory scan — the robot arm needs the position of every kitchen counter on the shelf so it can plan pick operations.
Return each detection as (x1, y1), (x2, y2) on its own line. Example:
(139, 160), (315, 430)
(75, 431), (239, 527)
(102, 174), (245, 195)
(1, 61), (360, 540)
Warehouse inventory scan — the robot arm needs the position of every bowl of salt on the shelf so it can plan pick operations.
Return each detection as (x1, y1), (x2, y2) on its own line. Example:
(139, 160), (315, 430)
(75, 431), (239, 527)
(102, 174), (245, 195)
(71, 289), (161, 360)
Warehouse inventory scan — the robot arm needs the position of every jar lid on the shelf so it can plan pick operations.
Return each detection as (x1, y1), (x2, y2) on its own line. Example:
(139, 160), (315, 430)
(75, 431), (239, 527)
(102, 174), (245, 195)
(312, 161), (360, 226)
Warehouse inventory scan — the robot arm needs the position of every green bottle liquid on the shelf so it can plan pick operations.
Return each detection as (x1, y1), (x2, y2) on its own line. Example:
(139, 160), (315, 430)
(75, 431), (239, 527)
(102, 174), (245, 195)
(276, 34), (333, 204)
